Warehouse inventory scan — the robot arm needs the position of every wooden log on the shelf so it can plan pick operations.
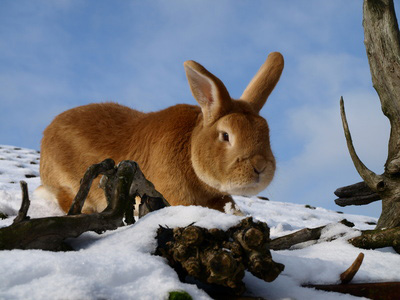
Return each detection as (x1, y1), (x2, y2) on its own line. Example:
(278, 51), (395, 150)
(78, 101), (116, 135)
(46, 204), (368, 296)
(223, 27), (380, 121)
(304, 282), (400, 300)
(270, 226), (324, 251)
(349, 227), (400, 254)
(270, 219), (354, 251)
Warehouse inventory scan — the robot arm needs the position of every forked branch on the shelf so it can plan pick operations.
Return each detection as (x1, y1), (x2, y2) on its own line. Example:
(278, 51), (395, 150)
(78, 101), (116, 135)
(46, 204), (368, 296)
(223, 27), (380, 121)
(334, 181), (381, 207)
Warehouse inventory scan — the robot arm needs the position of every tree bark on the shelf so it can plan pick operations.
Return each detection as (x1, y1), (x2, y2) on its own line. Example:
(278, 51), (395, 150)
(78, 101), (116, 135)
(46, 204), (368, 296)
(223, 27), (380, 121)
(363, 0), (400, 230)
(363, 0), (400, 168)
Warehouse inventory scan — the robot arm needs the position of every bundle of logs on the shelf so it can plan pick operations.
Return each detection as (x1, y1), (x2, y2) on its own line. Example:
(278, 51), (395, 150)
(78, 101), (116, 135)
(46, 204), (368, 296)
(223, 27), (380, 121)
(155, 217), (284, 295)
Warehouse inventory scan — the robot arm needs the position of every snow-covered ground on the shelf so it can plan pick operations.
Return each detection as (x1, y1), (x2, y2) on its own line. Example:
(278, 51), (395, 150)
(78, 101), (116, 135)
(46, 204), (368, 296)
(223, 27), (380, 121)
(0, 144), (399, 300)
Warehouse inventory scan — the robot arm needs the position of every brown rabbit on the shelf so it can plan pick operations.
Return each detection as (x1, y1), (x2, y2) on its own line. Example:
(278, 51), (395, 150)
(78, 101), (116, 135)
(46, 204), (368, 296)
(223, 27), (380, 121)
(39, 52), (284, 213)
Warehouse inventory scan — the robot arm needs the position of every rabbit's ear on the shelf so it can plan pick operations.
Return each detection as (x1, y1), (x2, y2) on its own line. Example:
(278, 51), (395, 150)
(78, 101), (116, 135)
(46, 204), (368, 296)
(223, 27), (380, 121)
(184, 60), (232, 125)
(241, 52), (284, 113)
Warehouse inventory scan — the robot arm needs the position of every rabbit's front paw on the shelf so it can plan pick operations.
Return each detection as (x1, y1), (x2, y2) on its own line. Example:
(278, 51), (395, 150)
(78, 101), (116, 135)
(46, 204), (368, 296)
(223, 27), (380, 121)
(224, 201), (245, 216)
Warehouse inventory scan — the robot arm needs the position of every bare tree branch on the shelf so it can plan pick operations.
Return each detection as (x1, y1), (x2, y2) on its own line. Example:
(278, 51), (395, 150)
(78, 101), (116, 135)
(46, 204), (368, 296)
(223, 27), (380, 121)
(334, 181), (381, 206)
(335, 195), (381, 207)
(269, 219), (355, 251)
(334, 181), (379, 198)
(349, 226), (400, 253)
(340, 97), (384, 192)
(340, 252), (364, 284)
(12, 181), (30, 224)
(68, 159), (116, 215)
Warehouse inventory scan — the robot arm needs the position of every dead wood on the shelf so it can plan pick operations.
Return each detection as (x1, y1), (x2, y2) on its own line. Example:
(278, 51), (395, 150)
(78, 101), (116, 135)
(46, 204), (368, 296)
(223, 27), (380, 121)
(269, 226), (324, 251)
(0, 159), (169, 251)
(334, 194), (381, 207)
(349, 227), (400, 254)
(334, 181), (381, 207)
(304, 282), (400, 300)
(303, 249), (400, 299)
(337, 0), (400, 230)
(68, 158), (116, 215)
(12, 181), (30, 224)
(155, 217), (284, 296)
(269, 218), (400, 256)
(340, 252), (364, 284)
(269, 219), (354, 251)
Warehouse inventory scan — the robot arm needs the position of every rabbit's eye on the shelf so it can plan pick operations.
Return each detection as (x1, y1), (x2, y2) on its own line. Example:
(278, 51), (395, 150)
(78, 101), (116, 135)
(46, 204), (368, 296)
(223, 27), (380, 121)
(222, 132), (230, 142)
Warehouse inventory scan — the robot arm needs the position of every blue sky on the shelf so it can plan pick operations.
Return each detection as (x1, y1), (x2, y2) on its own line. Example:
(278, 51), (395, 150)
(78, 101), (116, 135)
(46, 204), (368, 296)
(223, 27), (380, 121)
(1, 0), (399, 217)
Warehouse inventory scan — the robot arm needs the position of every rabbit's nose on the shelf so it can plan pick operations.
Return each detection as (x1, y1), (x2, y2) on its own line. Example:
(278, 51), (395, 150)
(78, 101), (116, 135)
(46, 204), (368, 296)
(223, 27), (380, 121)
(251, 155), (267, 175)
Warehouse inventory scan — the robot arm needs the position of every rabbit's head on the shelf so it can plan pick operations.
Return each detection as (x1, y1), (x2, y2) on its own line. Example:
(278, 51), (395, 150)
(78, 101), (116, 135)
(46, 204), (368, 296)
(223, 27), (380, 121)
(185, 52), (284, 196)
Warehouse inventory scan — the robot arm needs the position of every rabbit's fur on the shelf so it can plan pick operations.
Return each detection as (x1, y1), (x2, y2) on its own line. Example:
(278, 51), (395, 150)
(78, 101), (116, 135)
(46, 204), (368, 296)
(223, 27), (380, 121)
(39, 52), (284, 213)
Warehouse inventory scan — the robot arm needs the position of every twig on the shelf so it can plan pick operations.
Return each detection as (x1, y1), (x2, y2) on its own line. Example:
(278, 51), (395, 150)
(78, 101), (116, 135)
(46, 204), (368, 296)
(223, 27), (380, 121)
(340, 252), (364, 284)
(340, 97), (384, 192)
(12, 181), (31, 224)
(68, 158), (115, 215)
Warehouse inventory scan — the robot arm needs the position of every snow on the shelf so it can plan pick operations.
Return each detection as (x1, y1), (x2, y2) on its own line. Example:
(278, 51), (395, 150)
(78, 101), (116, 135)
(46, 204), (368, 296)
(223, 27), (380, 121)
(0, 144), (399, 299)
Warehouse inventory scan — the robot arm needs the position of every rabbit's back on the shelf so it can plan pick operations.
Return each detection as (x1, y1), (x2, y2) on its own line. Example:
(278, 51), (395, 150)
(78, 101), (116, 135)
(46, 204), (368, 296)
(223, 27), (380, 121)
(39, 102), (146, 211)
(39, 102), (209, 212)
